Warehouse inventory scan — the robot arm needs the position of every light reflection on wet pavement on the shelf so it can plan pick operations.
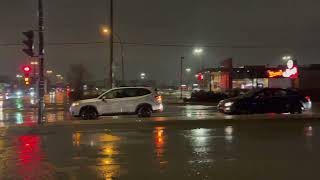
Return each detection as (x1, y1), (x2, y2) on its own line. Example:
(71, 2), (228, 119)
(1, 122), (320, 179)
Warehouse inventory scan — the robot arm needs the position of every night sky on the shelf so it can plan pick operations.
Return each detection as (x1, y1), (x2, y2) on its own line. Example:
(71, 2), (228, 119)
(1, 0), (320, 84)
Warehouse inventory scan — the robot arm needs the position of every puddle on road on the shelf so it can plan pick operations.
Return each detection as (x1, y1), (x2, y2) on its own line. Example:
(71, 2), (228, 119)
(0, 110), (71, 127)
(1, 122), (320, 179)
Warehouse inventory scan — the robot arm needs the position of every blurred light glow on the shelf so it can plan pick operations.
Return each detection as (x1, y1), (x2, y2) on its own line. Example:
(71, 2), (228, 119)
(16, 74), (23, 78)
(16, 91), (22, 96)
(193, 48), (203, 54)
(46, 70), (53, 74)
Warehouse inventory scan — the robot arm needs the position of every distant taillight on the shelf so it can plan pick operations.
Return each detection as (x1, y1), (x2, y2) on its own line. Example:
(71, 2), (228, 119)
(155, 95), (162, 103)
(305, 96), (311, 102)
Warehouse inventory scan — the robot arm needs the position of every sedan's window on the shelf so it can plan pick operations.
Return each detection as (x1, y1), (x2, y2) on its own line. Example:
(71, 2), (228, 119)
(274, 90), (287, 97)
(255, 90), (273, 98)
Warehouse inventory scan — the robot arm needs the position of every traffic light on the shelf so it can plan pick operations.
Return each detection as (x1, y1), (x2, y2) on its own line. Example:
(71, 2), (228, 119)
(22, 65), (32, 74)
(22, 31), (34, 57)
(24, 77), (30, 85)
(22, 65), (32, 86)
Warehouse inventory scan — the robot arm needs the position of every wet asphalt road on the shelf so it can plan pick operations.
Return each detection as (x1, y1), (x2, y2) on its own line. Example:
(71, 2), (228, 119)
(1, 120), (320, 180)
(1, 96), (320, 125)
(1, 98), (320, 179)
(1, 103), (320, 127)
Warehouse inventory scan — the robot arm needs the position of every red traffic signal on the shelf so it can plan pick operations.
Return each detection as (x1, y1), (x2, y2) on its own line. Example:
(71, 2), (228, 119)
(22, 31), (34, 57)
(22, 65), (32, 73)
(197, 73), (204, 81)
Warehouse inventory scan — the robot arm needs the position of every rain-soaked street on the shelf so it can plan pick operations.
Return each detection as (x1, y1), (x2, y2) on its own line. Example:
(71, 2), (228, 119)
(1, 120), (320, 180)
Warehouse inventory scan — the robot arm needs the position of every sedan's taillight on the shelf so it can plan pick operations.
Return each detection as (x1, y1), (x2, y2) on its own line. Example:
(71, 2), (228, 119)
(305, 96), (311, 102)
(155, 95), (162, 103)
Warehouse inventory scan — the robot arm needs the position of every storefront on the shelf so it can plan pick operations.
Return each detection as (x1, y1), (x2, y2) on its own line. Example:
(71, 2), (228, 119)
(198, 59), (320, 100)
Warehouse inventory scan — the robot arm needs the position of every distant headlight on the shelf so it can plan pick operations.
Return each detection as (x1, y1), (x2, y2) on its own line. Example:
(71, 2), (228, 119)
(224, 102), (234, 107)
(72, 102), (80, 107)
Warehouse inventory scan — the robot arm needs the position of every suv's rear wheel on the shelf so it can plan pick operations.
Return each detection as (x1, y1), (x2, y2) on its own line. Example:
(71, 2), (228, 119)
(137, 105), (152, 118)
(80, 107), (98, 120)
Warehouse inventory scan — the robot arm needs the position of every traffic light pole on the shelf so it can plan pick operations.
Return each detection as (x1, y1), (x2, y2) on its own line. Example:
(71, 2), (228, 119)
(109, 0), (114, 88)
(38, 0), (45, 124)
(180, 56), (184, 100)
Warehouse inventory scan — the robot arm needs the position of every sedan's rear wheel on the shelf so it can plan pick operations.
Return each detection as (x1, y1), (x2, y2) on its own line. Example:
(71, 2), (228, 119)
(138, 105), (152, 118)
(289, 104), (302, 114)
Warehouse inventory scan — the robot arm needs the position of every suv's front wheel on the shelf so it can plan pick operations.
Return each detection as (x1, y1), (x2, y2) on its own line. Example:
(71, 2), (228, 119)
(80, 106), (98, 120)
(137, 105), (152, 118)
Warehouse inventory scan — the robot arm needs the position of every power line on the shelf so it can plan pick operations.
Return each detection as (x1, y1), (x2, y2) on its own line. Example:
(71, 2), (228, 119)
(1, 41), (320, 48)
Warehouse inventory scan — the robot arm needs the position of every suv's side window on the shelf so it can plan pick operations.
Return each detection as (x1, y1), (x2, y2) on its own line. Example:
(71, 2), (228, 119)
(137, 88), (151, 96)
(122, 88), (151, 97)
(124, 88), (138, 97)
(102, 89), (126, 99)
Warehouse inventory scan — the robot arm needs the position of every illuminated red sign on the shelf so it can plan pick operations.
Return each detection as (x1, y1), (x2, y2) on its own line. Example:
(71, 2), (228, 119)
(197, 73), (204, 81)
(268, 70), (283, 78)
(283, 60), (298, 79)
(267, 60), (298, 79)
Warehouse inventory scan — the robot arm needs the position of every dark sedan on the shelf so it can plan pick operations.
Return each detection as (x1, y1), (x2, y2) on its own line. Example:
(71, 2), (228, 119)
(218, 88), (312, 114)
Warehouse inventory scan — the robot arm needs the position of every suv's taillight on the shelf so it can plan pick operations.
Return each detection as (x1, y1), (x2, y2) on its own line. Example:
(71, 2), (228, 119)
(305, 96), (311, 102)
(155, 95), (162, 103)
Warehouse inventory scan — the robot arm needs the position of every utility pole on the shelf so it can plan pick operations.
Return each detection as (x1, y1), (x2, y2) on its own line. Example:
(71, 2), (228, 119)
(109, 0), (114, 88)
(38, 0), (45, 124)
(121, 50), (125, 84)
(180, 56), (184, 99)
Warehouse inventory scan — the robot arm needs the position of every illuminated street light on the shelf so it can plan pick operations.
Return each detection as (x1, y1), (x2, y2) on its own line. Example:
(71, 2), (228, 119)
(101, 26), (110, 35)
(140, 72), (146, 79)
(56, 74), (62, 78)
(193, 48), (203, 55)
(46, 70), (53, 74)
(185, 68), (191, 73)
(193, 48), (204, 70)
(282, 56), (292, 61)
(101, 25), (126, 84)
(30, 61), (38, 65)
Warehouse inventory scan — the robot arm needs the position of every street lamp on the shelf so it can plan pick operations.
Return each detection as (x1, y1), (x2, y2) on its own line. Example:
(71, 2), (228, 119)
(101, 27), (110, 35)
(282, 56), (292, 61)
(140, 73), (146, 80)
(193, 48), (203, 55)
(101, 25), (125, 84)
(46, 70), (53, 74)
(185, 68), (191, 73)
(193, 48), (204, 70)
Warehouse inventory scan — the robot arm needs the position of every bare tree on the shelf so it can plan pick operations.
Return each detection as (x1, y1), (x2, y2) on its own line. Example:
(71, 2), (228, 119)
(67, 64), (90, 100)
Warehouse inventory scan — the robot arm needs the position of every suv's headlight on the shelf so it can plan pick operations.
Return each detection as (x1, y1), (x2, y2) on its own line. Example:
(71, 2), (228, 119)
(224, 102), (234, 107)
(72, 102), (80, 107)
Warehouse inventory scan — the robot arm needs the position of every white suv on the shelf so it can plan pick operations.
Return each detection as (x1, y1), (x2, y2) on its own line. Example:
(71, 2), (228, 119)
(70, 87), (163, 119)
